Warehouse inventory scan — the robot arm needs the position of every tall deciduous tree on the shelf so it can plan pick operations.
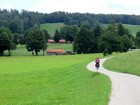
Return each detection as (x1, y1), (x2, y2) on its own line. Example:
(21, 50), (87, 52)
(117, 23), (125, 36)
(42, 29), (50, 42)
(98, 31), (120, 54)
(60, 25), (78, 42)
(73, 23), (95, 54)
(26, 29), (46, 55)
(53, 30), (61, 43)
(0, 27), (16, 56)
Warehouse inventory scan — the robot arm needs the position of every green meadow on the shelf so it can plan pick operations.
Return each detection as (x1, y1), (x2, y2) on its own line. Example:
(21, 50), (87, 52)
(123, 24), (140, 36)
(47, 43), (73, 51)
(0, 46), (111, 105)
(40, 23), (140, 37)
(40, 23), (65, 36)
(2, 22), (140, 104)
(104, 50), (140, 76)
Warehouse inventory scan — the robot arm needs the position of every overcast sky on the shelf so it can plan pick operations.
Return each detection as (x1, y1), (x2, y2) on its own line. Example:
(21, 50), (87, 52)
(0, 0), (140, 15)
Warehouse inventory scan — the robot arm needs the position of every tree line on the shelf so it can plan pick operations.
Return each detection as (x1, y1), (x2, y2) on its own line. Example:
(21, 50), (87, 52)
(1, 21), (140, 56)
(0, 9), (140, 56)
(1, 9), (140, 35)
(60, 22), (135, 54)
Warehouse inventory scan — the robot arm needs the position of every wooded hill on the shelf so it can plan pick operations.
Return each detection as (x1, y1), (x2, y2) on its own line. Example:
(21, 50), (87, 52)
(1, 9), (140, 34)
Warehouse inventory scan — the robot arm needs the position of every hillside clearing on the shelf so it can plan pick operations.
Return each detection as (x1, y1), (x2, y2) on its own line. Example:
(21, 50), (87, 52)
(40, 23), (65, 36)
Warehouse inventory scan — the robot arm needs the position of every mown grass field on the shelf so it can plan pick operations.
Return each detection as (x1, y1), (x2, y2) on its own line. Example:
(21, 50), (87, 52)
(0, 45), (111, 105)
(104, 50), (140, 76)
(1, 22), (140, 104)
(40, 23), (65, 36)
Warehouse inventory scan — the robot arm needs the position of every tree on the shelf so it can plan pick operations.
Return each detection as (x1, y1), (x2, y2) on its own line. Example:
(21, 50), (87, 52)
(13, 33), (25, 45)
(53, 30), (61, 43)
(121, 35), (133, 52)
(13, 33), (20, 44)
(0, 27), (16, 56)
(99, 31), (120, 54)
(117, 23), (125, 36)
(42, 29), (50, 42)
(73, 23), (95, 54)
(26, 29), (46, 55)
(93, 24), (103, 52)
(135, 31), (140, 47)
(60, 25), (78, 42)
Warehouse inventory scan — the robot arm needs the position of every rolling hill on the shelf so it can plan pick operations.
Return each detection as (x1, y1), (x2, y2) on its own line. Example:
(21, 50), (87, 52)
(40, 23), (65, 36)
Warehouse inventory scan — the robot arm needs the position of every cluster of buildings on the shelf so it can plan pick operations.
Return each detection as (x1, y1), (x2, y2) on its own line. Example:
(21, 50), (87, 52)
(46, 39), (75, 55)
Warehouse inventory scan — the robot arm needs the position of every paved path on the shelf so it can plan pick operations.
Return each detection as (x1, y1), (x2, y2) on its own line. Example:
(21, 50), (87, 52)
(87, 57), (140, 105)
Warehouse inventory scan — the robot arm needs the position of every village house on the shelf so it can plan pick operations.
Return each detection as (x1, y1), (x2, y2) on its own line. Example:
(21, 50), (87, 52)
(46, 49), (65, 55)
(59, 39), (66, 43)
(48, 39), (55, 43)
(48, 39), (66, 43)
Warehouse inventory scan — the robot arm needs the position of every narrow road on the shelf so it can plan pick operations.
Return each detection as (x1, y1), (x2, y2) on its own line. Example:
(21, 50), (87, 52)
(87, 57), (140, 105)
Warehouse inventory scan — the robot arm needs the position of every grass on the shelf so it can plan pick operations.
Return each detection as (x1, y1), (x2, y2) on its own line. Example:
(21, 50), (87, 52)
(0, 46), (111, 105)
(40, 23), (65, 36)
(6, 43), (73, 56)
(104, 50), (140, 76)
(47, 43), (73, 51)
(123, 24), (140, 36)
(40, 22), (140, 37)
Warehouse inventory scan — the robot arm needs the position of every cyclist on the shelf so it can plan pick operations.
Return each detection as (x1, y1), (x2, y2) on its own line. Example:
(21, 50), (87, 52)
(95, 57), (100, 69)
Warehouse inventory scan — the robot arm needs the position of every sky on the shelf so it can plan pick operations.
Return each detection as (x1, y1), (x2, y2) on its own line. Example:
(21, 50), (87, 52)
(0, 0), (140, 15)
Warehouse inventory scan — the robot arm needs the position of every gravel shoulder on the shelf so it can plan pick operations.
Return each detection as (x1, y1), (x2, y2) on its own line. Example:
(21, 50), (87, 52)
(87, 57), (140, 105)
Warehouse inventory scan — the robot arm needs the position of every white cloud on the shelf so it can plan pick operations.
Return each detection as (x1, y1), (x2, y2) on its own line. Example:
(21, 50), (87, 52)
(1, 4), (13, 10)
(1, 0), (140, 15)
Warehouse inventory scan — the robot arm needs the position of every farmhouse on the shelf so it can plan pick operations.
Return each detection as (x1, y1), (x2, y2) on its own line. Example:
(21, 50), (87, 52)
(48, 39), (66, 43)
(59, 39), (66, 43)
(48, 39), (55, 43)
(47, 49), (65, 55)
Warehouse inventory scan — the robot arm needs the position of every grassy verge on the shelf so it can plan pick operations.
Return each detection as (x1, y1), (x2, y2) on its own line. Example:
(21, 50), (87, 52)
(0, 52), (111, 105)
(104, 50), (140, 76)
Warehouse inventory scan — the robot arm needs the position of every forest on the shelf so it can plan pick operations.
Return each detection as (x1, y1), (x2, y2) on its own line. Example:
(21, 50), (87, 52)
(1, 9), (140, 34)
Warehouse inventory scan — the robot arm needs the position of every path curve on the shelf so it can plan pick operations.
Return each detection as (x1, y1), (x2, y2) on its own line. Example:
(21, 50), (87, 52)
(87, 57), (140, 105)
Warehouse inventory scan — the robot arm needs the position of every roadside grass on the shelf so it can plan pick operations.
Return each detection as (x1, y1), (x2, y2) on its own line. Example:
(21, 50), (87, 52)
(104, 50), (140, 76)
(40, 23), (65, 36)
(0, 49), (111, 105)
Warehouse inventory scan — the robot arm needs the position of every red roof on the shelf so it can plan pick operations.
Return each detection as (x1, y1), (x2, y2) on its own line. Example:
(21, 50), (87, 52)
(59, 39), (66, 43)
(48, 39), (55, 43)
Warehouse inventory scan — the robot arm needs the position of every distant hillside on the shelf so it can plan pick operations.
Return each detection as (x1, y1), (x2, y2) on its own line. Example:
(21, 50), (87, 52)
(40, 23), (65, 36)
(102, 24), (140, 36)
(123, 24), (140, 36)
(1, 9), (140, 34)
(41, 23), (140, 37)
